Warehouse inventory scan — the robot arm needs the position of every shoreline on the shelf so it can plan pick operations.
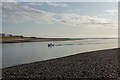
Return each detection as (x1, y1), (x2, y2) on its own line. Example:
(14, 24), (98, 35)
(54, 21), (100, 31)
(0, 37), (82, 43)
(2, 48), (119, 79)
(1, 37), (117, 43)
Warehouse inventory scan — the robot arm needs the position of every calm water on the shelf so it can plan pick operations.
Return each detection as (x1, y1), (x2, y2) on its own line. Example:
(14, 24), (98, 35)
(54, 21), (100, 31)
(2, 39), (118, 68)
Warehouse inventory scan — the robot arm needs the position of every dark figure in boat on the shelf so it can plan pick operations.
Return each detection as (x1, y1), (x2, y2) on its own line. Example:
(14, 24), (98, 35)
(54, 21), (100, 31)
(48, 43), (54, 47)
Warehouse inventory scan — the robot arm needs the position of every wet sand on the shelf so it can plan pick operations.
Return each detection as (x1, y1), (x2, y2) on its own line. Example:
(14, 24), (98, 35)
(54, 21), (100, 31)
(2, 48), (120, 79)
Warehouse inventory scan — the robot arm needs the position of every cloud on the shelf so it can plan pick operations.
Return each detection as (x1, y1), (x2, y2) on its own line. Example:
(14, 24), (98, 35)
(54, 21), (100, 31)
(58, 13), (117, 27)
(106, 9), (118, 13)
(46, 2), (68, 7)
(2, 2), (117, 28)
(64, 10), (73, 13)
(1, 0), (17, 2)
(24, 3), (42, 6)
(2, 2), (58, 24)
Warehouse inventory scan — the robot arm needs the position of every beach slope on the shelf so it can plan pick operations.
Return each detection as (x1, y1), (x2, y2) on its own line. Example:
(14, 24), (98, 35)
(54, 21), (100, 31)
(2, 48), (119, 79)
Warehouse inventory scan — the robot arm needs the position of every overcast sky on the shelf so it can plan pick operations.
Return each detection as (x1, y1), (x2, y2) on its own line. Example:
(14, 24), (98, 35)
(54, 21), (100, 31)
(2, 2), (118, 38)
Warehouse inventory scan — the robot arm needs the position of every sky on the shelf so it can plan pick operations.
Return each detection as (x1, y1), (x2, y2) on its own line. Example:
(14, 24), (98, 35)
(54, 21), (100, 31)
(1, 0), (119, 2)
(2, 2), (118, 38)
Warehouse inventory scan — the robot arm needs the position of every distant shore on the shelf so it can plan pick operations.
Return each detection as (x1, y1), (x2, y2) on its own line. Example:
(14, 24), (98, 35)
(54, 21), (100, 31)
(2, 48), (119, 79)
(0, 37), (82, 43)
(0, 37), (117, 43)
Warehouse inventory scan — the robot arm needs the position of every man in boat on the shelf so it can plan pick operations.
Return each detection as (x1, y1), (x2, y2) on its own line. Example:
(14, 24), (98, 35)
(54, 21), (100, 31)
(48, 43), (54, 47)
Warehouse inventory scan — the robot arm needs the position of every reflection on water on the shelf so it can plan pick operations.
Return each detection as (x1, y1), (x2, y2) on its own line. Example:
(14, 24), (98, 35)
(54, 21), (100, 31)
(2, 39), (118, 68)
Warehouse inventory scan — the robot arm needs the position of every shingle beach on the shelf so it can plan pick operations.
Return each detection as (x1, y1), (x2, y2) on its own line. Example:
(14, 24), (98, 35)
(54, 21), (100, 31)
(2, 48), (119, 79)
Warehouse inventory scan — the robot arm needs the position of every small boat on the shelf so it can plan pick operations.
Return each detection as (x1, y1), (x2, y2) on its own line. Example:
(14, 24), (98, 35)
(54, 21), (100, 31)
(48, 43), (54, 47)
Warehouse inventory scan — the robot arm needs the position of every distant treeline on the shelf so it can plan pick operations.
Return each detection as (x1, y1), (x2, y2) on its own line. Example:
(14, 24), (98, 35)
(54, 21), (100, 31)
(0, 33), (24, 39)
(2, 35), (24, 39)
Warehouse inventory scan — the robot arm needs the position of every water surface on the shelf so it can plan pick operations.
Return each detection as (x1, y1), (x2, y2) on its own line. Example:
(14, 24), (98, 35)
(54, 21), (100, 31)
(2, 39), (118, 68)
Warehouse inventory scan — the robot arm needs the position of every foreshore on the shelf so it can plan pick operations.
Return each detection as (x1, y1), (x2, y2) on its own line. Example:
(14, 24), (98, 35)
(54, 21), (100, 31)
(1, 37), (81, 43)
(2, 48), (119, 79)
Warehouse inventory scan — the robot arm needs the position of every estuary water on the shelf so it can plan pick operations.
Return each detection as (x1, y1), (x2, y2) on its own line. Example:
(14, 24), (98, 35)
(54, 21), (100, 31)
(2, 39), (118, 68)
